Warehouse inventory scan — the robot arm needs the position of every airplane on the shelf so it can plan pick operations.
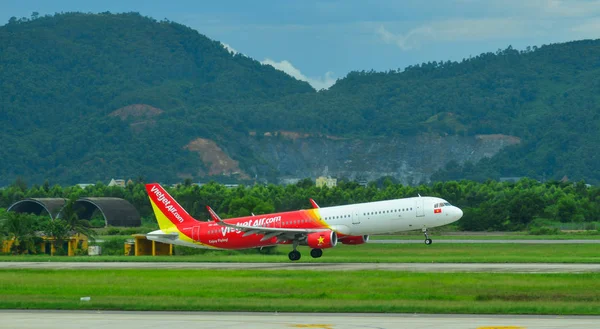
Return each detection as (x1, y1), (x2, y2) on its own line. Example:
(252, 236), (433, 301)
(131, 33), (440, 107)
(145, 183), (463, 261)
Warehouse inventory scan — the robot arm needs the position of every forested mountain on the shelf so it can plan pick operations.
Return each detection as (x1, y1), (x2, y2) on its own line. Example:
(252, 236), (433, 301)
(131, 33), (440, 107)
(1, 12), (600, 185)
(0, 12), (313, 185)
(248, 41), (600, 183)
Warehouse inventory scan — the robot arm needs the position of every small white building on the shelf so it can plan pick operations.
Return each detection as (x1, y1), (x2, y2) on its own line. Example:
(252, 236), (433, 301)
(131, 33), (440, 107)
(316, 176), (337, 188)
(108, 178), (126, 188)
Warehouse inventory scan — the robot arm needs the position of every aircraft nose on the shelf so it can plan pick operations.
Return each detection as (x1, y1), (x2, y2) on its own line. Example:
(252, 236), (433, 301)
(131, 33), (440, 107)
(455, 207), (463, 220)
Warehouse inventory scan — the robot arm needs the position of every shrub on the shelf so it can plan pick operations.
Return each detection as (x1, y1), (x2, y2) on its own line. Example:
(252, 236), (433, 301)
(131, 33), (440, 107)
(99, 237), (129, 255)
(528, 226), (560, 235)
(106, 227), (121, 235)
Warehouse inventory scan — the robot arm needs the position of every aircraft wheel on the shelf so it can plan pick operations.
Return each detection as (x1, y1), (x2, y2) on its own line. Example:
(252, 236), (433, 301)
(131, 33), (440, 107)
(310, 248), (323, 258)
(288, 250), (301, 261)
(425, 238), (432, 245)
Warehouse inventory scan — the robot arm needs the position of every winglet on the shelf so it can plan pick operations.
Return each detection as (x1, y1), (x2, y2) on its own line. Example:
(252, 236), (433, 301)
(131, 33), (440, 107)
(309, 198), (320, 209)
(206, 206), (223, 223)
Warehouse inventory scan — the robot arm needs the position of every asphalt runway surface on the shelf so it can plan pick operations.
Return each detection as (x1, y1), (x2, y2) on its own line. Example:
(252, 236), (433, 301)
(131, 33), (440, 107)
(1, 310), (598, 329)
(2, 261), (600, 272)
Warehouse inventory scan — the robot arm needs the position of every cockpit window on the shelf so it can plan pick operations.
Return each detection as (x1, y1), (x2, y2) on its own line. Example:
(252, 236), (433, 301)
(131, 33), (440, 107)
(435, 202), (452, 208)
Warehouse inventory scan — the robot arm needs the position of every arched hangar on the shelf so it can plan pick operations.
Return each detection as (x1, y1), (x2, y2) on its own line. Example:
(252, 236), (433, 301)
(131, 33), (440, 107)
(73, 197), (141, 227)
(7, 197), (141, 227)
(7, 198), (67, 219)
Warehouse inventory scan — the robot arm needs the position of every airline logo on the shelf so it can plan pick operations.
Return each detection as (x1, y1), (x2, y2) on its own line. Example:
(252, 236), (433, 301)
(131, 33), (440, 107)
(219, 216), (282, 237)
(149, 185), (185, 223)
(241, 216), (282, 227)
(317, 236), (325, 245)
(434, 208), (442, 214)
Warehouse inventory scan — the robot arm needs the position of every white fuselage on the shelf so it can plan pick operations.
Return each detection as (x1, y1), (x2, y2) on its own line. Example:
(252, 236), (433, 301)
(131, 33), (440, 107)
(317, 196), (462, 235)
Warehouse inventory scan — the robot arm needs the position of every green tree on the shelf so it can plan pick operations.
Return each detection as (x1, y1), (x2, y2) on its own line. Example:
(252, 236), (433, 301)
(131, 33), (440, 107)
(58, 199), (96, 241)
(41, 219), (70, 255)
(0, 212), (40, 254)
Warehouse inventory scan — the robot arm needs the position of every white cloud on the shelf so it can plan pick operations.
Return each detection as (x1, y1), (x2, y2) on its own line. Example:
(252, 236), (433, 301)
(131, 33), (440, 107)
(570, 18), (600, 38)
(377, 18), (536, 50)
(261, 58), (336, 90)
(376, 0), (600, 51)
(530, 0), (600, 17)
(221, 42), (238, 55)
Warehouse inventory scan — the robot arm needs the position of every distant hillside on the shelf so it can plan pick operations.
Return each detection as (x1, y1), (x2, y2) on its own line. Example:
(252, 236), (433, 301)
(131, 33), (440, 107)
(0, 12), (313, 185)
(1, 12), (600, 185)
(246, 41), (600, 183)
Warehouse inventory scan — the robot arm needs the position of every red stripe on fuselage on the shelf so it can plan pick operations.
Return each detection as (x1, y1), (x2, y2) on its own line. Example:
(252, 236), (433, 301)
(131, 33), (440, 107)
(180, 209), (328, 249)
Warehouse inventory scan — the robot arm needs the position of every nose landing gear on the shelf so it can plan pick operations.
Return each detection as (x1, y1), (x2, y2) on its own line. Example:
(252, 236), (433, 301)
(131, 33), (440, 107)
(423, 228), (433, 245)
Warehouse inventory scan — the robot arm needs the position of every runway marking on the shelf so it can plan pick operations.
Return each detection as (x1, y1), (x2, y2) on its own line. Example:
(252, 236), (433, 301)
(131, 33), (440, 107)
(477, 327), (526, 329)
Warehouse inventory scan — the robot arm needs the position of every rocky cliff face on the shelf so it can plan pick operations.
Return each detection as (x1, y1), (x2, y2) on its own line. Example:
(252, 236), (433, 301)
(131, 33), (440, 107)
(238, 133), (520, 184)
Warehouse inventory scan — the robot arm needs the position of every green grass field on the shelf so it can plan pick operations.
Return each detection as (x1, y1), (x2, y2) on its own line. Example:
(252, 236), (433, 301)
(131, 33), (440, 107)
(1, 269), (599, 314)
(1, 243), (599, 263)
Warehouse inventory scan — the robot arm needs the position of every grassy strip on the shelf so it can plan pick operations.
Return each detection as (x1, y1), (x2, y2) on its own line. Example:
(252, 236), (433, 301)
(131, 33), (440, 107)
(1, 269), (599, 314)
(1, 243), (599, 263)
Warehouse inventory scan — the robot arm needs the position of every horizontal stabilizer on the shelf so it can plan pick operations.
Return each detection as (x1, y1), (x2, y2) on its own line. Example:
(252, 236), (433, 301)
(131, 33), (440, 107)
(145, 232), (179, 240)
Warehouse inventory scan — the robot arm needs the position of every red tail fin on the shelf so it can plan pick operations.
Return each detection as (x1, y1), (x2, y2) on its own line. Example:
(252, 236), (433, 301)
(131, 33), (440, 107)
(145, 183), (197, 229)
(309, 198), (320, 209)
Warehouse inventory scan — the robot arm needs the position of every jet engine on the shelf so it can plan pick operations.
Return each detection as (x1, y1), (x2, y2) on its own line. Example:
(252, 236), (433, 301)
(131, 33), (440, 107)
(307, 231), (337, 249)
(340, 235), (369, 245)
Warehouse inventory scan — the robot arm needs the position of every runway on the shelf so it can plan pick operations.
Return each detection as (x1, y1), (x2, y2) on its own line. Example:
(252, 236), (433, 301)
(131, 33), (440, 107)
(1, 310), (598, 329)
(2, 261), (600, 272)
(370, 239), (600, 244)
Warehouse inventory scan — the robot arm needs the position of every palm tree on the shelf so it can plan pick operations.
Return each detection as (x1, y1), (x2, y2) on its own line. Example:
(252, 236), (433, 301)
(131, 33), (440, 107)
(57, 199), (96, 242)
(1, 212), (38, 254)
(41, 219), (70, 256)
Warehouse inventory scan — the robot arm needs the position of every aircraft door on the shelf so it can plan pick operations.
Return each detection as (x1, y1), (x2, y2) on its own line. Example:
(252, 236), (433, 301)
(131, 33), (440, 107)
(415, 198), (425, 217)
(192, 226), (201, 241)
(352, 210), (360, 224)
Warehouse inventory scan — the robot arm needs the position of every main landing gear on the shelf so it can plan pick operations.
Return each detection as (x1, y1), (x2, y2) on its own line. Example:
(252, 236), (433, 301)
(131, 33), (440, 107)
(287, 243), (324, 261)
(423, 228), (433, 245)
(288, 240), (301, 261)
(288, 250), (301, 261)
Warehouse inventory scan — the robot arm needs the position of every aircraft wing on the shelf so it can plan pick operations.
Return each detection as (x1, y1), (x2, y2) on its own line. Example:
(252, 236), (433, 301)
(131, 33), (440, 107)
(206, 206), (330, 241)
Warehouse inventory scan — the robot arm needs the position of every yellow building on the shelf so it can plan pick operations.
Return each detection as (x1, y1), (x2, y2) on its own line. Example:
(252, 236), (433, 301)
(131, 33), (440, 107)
(129, 234), (173, 256)
(316, 176), (337, 188)
(1, 234), (88, 256)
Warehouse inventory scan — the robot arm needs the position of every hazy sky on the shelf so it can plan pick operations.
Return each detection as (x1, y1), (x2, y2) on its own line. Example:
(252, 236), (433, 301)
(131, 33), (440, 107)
(2, 0), (599, 89)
